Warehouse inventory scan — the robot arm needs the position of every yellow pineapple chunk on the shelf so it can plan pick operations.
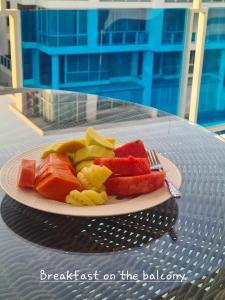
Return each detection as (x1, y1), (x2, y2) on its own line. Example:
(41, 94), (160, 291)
(66, 190), (108, 206)
(75, 160), (94, 173)
(86, 127), (115, 149)
(77, 165), (112, 192)
(73, 145), (114, 164)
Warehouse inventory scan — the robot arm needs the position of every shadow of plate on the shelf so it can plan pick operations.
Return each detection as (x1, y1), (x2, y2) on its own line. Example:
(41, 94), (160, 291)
(1, 195), (178, 253)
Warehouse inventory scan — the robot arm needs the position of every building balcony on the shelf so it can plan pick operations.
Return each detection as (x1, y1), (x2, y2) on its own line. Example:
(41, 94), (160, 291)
(162, 31), (184, 44)
(65, 70), (110, 83)
(206, 33), (225, 43)
(98, 31), (148, 45)
(37, 32), (88, 47)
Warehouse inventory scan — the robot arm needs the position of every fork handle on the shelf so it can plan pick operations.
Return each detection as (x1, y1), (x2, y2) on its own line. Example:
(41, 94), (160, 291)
(165, 176), (182, 199)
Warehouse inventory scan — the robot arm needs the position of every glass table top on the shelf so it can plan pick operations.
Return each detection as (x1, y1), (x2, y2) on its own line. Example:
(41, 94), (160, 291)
(9, 89), (170, 134)
(0, 88), (225, 300)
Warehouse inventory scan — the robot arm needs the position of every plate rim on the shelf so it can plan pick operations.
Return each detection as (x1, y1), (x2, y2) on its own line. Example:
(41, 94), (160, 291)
(0, 146), (182, 217)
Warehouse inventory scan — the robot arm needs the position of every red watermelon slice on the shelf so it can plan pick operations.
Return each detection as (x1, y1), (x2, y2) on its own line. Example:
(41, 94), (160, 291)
(105, 171), (165, 197)
(114, 140), (147, 158)
(94, 156), (150, 176)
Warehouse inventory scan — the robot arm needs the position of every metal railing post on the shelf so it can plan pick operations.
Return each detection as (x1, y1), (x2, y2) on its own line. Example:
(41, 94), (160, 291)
(9, 11), (23, 88)
(189, 7), (207, 123)
(0, 0), (6, 12)
(178, 9), (194, 117)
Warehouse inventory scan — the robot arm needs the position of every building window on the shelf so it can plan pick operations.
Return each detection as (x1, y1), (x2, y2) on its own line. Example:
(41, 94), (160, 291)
(23, 49), (33, 80)
(39, 52), (52, 86)
(162, 9), (185, 44)
(65, 52), (132, 84)
(98, 9), (146, 32)
(153, 52), (181, 77)
(36, 10), (88, 47)
(98, 10), (148, 45)
(189, 51), (195, 75)
(6, 1), (10, 9)
(202, 50), (221, 75)
(163, 9), (185, 32)
(138, 52), (143, 76)
(206, 9), (225, 42)
(21, 11), (37, 42)
(67, 54), (109, 83)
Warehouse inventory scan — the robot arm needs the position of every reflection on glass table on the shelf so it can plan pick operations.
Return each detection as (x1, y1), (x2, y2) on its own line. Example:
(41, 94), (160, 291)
(10, 89), (170, 134)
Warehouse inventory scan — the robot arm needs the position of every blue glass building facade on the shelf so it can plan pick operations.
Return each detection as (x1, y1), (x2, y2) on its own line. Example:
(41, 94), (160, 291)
(21, 9), (186, 115)
(198, 8), (225, 126)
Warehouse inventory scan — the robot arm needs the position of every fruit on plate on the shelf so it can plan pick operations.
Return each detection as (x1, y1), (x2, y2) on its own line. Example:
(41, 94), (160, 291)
(17, 159), (36, 188)
(77, 165), (112, 192)
(66, 190), (108, 206)
(86, 127), (115, 150)
(106, 138), (116, 147)
(55, 138), (86, 153)
(39, 153), (74, 173)
(94, 156), (150, 176)
(41, 144), (59, 159)
(105, 171), (166, 197)
(41, 138), (86, 159)
(75, 160), (93, 173)
(36, 171), (81, 202)
(114, 140), (147, 158)
(72, 145), (115, 164)
(35, 165), (73, 186)
(17, 128), (167, 204)
(35, 153), (81, 201)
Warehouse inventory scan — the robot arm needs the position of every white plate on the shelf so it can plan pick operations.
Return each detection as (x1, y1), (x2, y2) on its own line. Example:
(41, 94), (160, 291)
(0, 147), (182, 217)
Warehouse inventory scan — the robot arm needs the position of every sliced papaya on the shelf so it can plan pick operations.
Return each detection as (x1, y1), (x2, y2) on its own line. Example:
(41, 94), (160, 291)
(36, 172), (81, 202)
(39, 153), (74, 173)
(17, 159), (36, 188)
(35, 165), (73, 186)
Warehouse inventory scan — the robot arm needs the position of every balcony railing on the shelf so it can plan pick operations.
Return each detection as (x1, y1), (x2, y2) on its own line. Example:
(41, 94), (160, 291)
(37, 32), (88, 47)
(98, 31), (148, 45)
(206, 33), (225, 42)
(66, 70), (110, 83)
(0, 55), (11, 70)
(154, 65), (180, 78)
(162, 31), (184, 44)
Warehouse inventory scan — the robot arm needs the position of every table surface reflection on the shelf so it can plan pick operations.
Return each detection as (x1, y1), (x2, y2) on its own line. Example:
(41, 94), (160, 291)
(0, 89), (225, 300)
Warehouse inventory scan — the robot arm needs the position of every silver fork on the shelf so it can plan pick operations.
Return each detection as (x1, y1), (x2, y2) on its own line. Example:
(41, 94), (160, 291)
(148, 150), (182, 199)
